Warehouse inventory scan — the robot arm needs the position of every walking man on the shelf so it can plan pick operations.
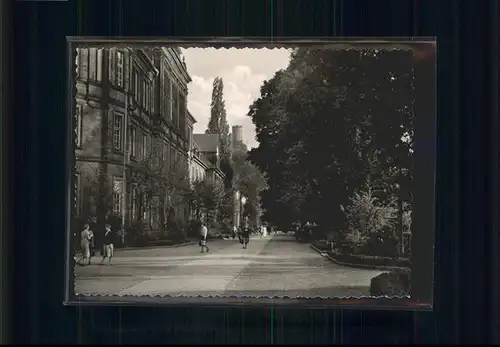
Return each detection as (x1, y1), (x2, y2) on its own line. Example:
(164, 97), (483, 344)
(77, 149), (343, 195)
(242, 227), (250, 249)
(100, 224), (114, 265)
(199, 221), (210, 253)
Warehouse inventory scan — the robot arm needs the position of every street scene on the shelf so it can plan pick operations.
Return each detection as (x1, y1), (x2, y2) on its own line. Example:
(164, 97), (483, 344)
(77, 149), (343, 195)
(73, 44), (435, 298)
(75, 234), (382, 297)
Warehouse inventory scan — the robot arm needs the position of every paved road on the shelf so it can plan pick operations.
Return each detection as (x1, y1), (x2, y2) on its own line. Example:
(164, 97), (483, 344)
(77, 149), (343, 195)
(75, 235), (383, 298)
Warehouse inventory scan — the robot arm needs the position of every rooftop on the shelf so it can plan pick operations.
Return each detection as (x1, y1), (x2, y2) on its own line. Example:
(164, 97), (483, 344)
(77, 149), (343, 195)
(193, 134), (219, 153)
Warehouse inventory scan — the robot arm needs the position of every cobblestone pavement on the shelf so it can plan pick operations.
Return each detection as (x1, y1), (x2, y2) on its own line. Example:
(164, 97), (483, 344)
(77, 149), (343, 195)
(75, 235), (383, 298)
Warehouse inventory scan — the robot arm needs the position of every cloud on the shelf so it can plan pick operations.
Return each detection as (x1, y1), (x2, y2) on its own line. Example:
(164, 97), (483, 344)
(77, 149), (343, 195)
(182, 48), (291, 148)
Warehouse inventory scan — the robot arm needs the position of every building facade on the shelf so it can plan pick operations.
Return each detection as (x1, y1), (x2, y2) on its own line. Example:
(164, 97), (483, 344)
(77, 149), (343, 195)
(189, 141), (210, 184)
(192, 134), (225, 189)
(75, 47), (192, 236)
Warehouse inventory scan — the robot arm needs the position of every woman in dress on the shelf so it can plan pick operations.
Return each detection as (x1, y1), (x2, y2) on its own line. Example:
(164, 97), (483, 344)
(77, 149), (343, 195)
(79, 224), (91, 266)
(87, 228), (95, 264)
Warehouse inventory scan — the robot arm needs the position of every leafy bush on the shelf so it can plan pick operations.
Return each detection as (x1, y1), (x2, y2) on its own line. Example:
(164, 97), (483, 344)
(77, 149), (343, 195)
(125, 220), (149, 247)
(186, 219), (202, 238)
(370, 269), (411, 296)
(402, 209), (412, 233)
(360, 230), (400, 258)
(166, 217), (187, 243)
(341, 184), (398, 251)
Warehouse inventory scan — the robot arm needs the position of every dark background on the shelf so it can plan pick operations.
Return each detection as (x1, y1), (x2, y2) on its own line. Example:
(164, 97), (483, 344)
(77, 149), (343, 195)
(4, 0), (499, 344)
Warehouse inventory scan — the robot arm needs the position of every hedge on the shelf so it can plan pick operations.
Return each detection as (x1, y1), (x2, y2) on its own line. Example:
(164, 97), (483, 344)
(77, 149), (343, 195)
(328, 251), (411, 268)
(312, 240), (331, 251)
(131, 238), (192, 248)
(370, 269), (411, 296)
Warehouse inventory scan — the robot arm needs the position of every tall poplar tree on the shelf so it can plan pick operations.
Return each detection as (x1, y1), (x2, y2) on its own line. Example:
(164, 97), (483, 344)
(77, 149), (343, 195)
(206, 77), (222, 134)
(206, 77), (233, 186)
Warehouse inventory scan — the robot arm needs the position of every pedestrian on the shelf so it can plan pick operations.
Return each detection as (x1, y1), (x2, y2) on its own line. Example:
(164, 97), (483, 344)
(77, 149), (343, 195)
(88, 227), (95, 264)
(100, 224), (114, 265)
(199, 221), (210, 253)
(79, 224), (92, 266)
(232, 224), (238, 239)
(237, 226), (244, 246)
(242, 227), (250, 249)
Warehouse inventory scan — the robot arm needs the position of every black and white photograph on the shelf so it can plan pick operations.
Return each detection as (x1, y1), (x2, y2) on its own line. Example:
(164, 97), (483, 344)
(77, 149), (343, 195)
(70, 41), (435, 301)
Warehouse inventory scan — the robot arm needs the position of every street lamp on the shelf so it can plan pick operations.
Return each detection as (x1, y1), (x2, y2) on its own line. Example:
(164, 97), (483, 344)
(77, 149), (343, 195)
(240, 195), (247, 229)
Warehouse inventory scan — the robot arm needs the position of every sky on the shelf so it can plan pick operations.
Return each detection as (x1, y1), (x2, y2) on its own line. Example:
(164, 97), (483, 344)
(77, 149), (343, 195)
(181, 48), (292, 149)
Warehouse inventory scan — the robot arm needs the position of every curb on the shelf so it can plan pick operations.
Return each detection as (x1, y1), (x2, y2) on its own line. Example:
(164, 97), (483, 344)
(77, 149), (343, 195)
(116, 241), (198, 252)
(75, 241), (198, 256)
(310, 244), (410, 272)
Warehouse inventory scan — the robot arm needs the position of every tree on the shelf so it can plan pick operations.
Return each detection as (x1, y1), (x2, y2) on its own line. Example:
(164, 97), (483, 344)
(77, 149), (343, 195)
(78, 164), (112, 223)
(206, 77), (223, 134)
(248, 48), (415, 236)
(232, 145), (267, 228)
(206, 77), (230, 159)
(206, 76), (233, 186)
(186, 178), (226, 226)
(341, 181), (397, 242)
(129, 148), (190, 236)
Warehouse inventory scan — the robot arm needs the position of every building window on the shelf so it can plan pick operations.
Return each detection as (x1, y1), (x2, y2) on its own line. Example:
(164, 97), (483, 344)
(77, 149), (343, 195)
(75, 51), (80, 78)
(76, 105), (83, 147)
(179, 94), (186, 137)
(133, 68), (139, 102)
(112, 177), (123, 215)
(170, 147), (176, 169)
(97, 49), (103, 81)
(131, 184), (138, 220)
(145, 82), (150, 112)
(116, 50), (124, 87)
(162, 70), (172, 121)
(172, 87), (179, 128)
(75, 173), (81, 216)
(142, 194), (148, 220)
(129, 126), (137, 158)
(79, 48), (89, 80)
(162, 141), (168, 164)
(150, 82), (155, 114)
(113, 112), (124, 151)
(88, 48), (97, 81)
(79, 47), (103, 82)
(151, 196), (160, 228)
(142, 81), (147, 109)
(187, 127), (192, 150)
(142, 133), (148, 159)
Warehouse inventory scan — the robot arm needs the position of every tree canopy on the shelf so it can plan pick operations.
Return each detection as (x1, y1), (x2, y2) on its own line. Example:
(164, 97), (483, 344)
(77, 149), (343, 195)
(248, 48), (415, 234)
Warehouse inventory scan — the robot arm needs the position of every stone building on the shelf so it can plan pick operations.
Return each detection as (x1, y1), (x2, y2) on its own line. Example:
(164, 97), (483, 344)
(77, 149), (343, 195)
(192, 134), (226, 189)
(75, 46), (192, 237)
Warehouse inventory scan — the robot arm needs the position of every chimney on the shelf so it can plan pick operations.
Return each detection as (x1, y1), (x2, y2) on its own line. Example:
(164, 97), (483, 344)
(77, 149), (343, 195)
(232, 125), (243, 148)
